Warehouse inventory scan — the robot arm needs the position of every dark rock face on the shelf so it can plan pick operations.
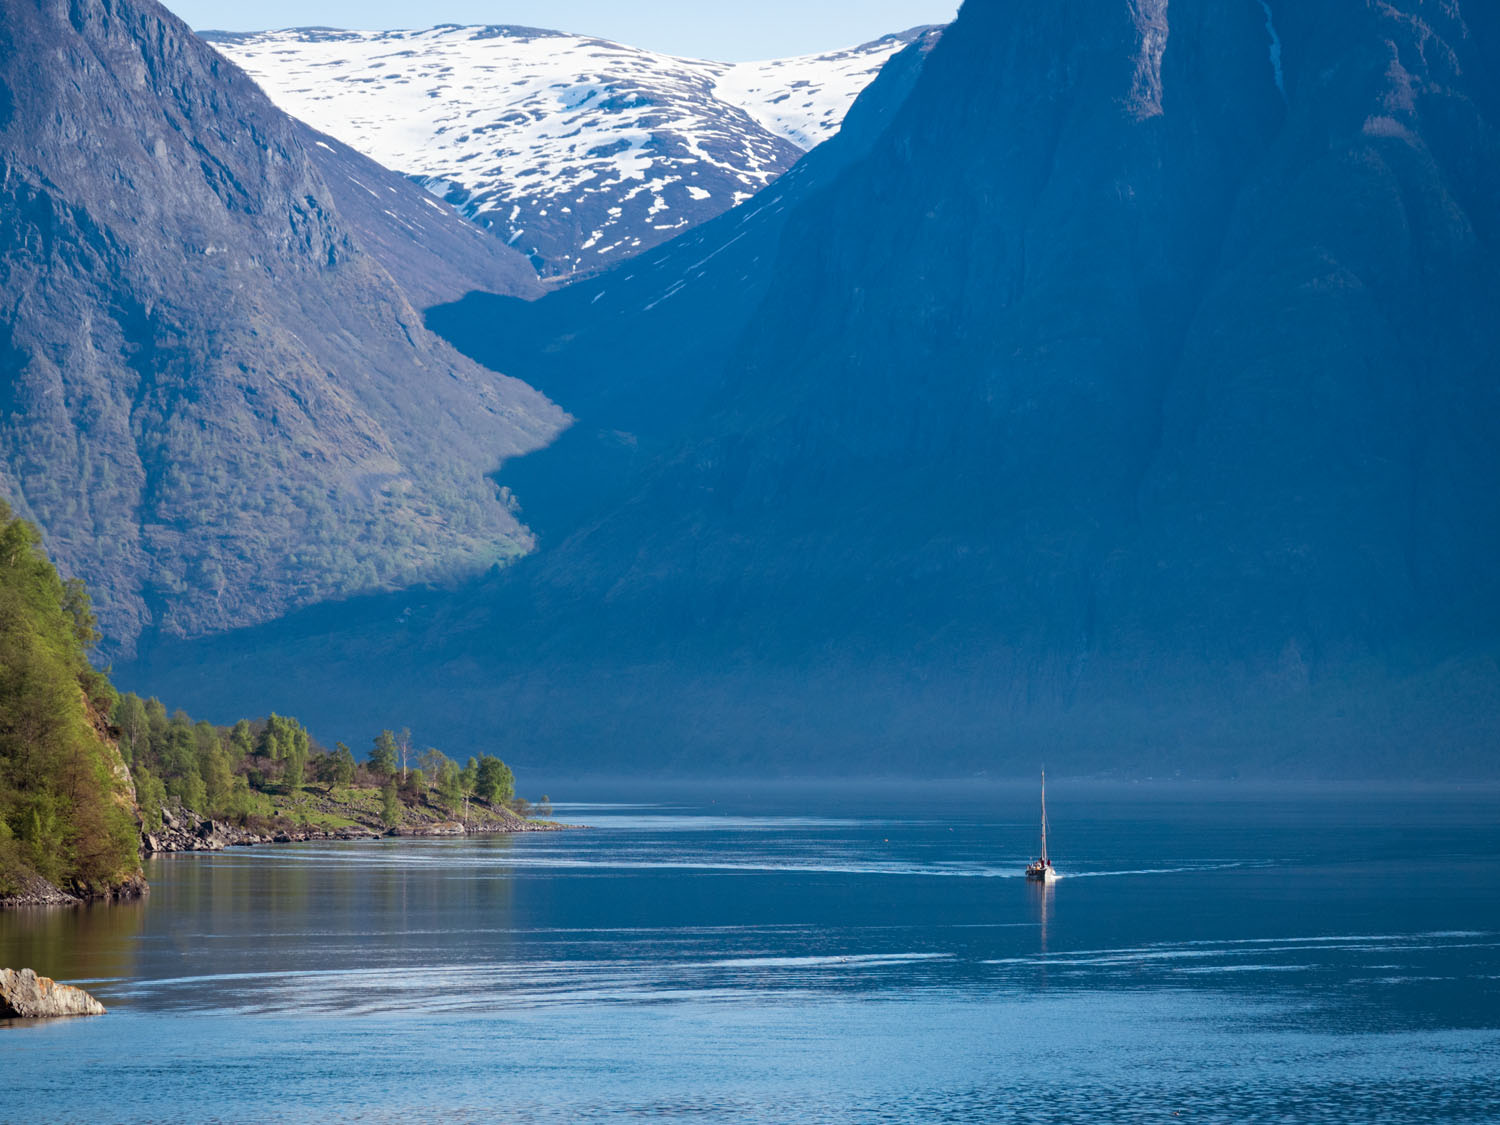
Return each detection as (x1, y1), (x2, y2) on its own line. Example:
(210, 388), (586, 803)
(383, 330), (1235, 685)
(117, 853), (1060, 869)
(126, 1), (1500, 776)
(0, 969), (107, 1017)
(0, 0), (564, 656)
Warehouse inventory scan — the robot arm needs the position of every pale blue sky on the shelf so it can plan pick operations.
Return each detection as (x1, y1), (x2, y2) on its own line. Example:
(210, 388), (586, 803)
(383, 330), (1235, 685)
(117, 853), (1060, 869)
(161, 1), (962, 61)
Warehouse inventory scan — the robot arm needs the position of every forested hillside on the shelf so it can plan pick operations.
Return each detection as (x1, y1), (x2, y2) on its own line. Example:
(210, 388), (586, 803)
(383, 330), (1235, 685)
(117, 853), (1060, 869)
(0, 500), (542, 903)
(0, 502), (140, 901)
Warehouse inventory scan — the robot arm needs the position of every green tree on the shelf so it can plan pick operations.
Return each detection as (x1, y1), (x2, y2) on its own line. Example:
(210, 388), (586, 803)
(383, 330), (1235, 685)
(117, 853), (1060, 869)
(133, 765), (167, 833)
(195, 721), (234, 814)
(145, 697), (169, 748)
(329, 742), (356, 790)
(380, 778), (402, 827)
(437, 758), (462, 807)
(370, 730), (398, 778)
(228, 719), (254, 763)
(113, 694), (148, 765)
(474, 755), (514, 805)
(284, 736), (307, 794)
(162, 714), (206, 812)
(418, 748), (447, 782)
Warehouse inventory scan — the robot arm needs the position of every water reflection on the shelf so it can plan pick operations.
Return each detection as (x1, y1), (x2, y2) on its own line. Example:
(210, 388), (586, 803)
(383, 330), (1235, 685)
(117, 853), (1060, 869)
(1030, 880), (1054, 959)
(0, 897), (146, 989)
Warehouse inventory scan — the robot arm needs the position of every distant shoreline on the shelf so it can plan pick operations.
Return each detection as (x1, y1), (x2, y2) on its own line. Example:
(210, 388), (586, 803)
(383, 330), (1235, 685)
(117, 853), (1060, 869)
(1, 807), (577, 910)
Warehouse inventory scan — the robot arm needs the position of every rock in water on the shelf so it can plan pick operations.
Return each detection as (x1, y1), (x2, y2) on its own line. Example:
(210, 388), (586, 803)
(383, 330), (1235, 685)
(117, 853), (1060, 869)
(0, 970), (106, 1019)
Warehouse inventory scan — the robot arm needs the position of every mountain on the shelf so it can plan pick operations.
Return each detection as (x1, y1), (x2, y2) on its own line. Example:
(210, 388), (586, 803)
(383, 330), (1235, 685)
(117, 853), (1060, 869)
(202, 24), (937, 277)
(126, 0), (1500, 779)
(0, 0), (565, 657)
(294, 122), (541, 309)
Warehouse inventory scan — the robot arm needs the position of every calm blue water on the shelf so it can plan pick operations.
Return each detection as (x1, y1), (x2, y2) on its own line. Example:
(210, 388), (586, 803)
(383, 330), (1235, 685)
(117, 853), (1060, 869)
(3, 783), (1499, 1123)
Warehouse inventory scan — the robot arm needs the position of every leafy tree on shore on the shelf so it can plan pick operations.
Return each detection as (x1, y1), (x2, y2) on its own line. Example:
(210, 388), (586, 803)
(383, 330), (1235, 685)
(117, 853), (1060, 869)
(284, 737), (307, 794)
(0, 502), (138, 895)
(229, 720), (254, 762)
(380, 778), (401, 827)
(115, 694), (147, 765)
(328, 743), (356, 790)
(418, 748), (446, 782)
(370, 730), (398, 779)
(474, 755), (515, 806)
(437, 759), (463, 807)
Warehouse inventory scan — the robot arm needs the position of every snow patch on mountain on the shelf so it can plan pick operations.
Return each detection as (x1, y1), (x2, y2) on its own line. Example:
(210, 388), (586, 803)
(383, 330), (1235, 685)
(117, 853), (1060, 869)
(203, 25), (930, 277)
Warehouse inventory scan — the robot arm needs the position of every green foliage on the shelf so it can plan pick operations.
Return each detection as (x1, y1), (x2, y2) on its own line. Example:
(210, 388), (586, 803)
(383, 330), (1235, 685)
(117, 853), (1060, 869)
(0, 819), (21, 896)
(474, 755), (515, 806)
(0, 501), (139, 894)
(133, 765), (167, 833)
(0, 503), (551, 898)
(407, 768), (428, 800)
(437, 758), (462, 807)
(115, 694), (147, 765)
(370, 730), (398, 779)
(116, 698), (325, 821)
(418, 748), (446, 782)
(323, 743), (356, 790)
(380, 778), (401, 827)
(229, 720), (254, 760)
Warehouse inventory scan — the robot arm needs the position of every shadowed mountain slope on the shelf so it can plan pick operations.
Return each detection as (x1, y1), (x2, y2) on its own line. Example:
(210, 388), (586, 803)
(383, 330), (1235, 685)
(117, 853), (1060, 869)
(127, 0), (1500, 778)
(0, 0), (563, 657)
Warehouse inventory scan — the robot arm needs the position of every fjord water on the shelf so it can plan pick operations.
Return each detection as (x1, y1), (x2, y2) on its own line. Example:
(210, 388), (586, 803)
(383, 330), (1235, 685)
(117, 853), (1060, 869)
(4, 785), (1499, 1123)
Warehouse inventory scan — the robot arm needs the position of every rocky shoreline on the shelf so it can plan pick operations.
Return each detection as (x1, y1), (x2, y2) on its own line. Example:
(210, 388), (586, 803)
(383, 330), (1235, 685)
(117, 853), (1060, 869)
(2, 804), (571, 908)
(142, 804), (567, 854)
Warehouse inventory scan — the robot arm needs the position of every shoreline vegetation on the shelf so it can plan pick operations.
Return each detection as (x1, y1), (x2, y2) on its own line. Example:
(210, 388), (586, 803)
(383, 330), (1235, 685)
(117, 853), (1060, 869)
(0, 500), (559, 910)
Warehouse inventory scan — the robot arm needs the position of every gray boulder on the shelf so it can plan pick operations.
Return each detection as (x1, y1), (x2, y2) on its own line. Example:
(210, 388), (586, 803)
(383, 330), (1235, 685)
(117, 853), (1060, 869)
(0, 969), (106, 1019)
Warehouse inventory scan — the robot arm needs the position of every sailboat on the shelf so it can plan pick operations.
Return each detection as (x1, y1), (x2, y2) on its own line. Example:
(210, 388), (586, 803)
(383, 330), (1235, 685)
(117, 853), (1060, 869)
(1025, 770), (1058, 882)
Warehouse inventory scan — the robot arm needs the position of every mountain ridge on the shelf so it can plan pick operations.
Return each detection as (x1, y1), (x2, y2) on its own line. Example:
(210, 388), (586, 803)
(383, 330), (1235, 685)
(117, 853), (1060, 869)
(0, 0), (564, 657)
(122, 0), (1500, 777)
(202, 23), (938, 276)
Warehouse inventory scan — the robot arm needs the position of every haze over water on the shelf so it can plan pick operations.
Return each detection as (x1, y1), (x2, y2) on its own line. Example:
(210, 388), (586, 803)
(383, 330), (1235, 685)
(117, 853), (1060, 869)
(4, 783), (1499, 1122)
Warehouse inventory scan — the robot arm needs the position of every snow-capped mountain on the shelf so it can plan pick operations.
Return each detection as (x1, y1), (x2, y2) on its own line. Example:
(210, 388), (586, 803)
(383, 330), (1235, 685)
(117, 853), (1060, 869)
(202, 25), (935, 278)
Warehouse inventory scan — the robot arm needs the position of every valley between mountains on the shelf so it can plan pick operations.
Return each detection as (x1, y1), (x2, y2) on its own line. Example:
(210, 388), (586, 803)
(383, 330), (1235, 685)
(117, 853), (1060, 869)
(205, 24), (932, 276)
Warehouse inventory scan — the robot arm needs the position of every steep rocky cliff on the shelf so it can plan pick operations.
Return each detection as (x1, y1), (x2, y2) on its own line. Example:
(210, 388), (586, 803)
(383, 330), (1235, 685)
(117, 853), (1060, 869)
(0, 0), (564, 656)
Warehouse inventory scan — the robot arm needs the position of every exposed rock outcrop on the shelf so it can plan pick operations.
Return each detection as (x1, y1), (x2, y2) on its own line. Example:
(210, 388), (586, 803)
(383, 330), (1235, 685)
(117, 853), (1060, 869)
(0, 969), (106, 1018)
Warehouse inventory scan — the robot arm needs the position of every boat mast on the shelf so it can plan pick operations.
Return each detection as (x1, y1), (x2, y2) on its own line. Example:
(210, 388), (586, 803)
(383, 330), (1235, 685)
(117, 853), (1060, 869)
(1040, 769), (1049, 865)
